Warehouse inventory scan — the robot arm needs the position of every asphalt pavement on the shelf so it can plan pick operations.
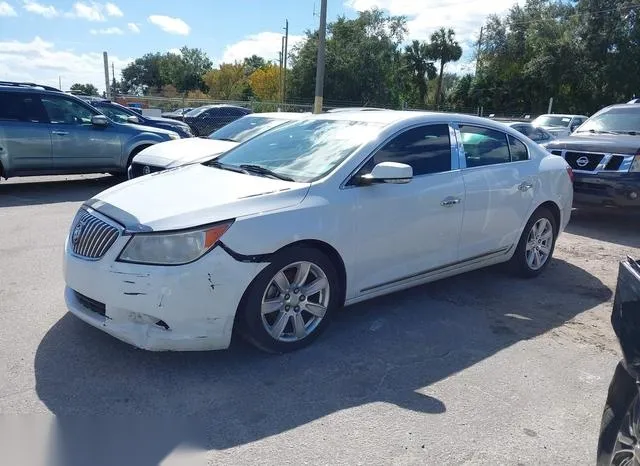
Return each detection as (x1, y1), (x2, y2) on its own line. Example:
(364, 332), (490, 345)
(1, 175), (638, 465)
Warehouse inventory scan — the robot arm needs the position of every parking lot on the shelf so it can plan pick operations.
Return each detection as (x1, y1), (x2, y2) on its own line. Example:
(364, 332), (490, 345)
(0, 175), (638, 464)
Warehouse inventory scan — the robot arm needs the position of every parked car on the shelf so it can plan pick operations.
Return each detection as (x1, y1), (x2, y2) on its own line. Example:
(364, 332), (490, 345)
(627, 98), (640, 104)
(129, 112), (308, 178)
(63, 110), (573, 353)
(161, 107), (193, 121)
(183, 104), (252, 136)
(532, 113), (589, 138)
(0, 81), (181, 181)
(504, 121), (556, 145)
(79, 97), (193, 138)
(326, 107), (386, 113)
(544, 104), (640, 210)
(597, 256), (640, 465)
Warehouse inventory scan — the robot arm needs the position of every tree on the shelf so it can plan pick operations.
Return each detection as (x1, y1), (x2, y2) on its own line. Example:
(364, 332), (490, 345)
(160, 47), (213, 93)
(121, 53), (165, 94)
(288, 9), (408, 107)
(249, 65), (280, 101)
(243, 55), (268, 76)
(429, 28), (462, 107)
(403, 40), (437, 105)
(70, 83), (98, 95)
(203, 63), (248, 100)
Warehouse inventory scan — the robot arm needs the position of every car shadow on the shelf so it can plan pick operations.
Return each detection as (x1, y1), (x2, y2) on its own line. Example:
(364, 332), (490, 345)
(566, 209), (640, 249)
(0, 176), (120, 208)
(34, 259), (610, 465)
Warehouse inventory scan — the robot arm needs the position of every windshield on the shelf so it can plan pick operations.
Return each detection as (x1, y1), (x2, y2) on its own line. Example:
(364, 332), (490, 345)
(98, 103), (137, 123)
(209, 116), (290, 143)
(532, 115), (571, 128)
(211, 119), (382, 182)
(185, 107), (210, 117)
(576, 107), (640, 134)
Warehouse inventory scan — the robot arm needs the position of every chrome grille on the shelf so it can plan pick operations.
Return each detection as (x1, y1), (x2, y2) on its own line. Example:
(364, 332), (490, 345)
(70, 210), (119, 259)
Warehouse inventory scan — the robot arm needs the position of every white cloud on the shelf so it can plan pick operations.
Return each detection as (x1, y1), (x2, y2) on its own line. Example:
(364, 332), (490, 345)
(127, 22), (140, 33)
(90, 27), (123, 35)
(23, 0), (58, 18)
(345, 0), (525, 72)
(148, 15), (190, 35)
(221, 31), (304, 64)
(68, 2), (105, 21)
(0, 1), (17, 16)
(0, 36), (131, 93)
(104, 2), (122, 17)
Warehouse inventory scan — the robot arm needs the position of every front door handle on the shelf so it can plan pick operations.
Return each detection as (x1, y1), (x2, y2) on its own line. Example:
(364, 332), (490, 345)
(441, 197), (461, 207)
(51, 131), (69, 136)
(518, 181), (533, 192)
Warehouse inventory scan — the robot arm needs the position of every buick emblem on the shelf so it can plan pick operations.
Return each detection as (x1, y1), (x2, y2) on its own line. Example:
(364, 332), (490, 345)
(576, 156), (589, 168)
(142, 165), (151, 175)
(71, 220), (85, 245)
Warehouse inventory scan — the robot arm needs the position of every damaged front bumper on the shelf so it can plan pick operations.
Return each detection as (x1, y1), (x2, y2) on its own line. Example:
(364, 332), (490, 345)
(63, 238), (267, 351)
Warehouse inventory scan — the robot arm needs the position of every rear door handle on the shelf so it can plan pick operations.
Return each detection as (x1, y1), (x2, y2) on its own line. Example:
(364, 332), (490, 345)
(518, 181), (533, 192)
(441, 197), (461, 207)
(51, 131), (69, 136)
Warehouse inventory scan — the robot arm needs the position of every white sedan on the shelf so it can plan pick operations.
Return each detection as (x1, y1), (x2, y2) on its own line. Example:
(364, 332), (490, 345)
(63, 111), (574, 353)
(127, 112), (307, 178)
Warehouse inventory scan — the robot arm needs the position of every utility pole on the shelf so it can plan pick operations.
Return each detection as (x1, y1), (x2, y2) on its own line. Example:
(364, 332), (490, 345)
(283, 19), (289, 105)
(475, 26), (483, 75)
(280, 36), (285, 103)
(313, 0), (327, 114)
(58, 76), (62, 90)
(278, 47), (283, 102)
(103, 51), (110, 98)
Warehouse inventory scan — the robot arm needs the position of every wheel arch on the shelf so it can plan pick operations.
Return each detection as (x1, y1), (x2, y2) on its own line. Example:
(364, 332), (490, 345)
(274, 239), (348, 307)
(126, 143), (153, 166)
(533, 200), (562, 234)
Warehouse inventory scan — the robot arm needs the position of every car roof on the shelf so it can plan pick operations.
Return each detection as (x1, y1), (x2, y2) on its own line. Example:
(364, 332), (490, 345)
(504, 121), (531, 126)
(305, 110), (509, 127)
(535, 113), (588, 118)
(248, 112), (310, 120)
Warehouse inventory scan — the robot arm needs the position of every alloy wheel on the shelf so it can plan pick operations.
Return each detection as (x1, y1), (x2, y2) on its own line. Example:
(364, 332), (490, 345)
(260, 261), (331, 342)
(525, 217), (553, 271)
(612, 395), (640, 465)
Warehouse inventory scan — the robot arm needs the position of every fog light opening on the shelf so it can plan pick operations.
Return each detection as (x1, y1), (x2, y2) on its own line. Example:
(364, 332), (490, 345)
(629, 191), (638, 200)
(155, 320), (170, 330)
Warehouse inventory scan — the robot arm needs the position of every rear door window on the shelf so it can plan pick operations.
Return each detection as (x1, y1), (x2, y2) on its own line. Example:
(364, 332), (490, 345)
(459, 125), (511, 167)
(0, 92), (47, 123)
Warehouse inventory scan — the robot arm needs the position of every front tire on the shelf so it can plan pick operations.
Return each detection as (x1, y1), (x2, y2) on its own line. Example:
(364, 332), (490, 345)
(238, 246), (341, 353)
(509, 207), (557, 278)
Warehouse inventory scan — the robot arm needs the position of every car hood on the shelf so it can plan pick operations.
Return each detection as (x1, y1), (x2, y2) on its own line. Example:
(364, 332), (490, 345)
(132, 138), (239, 168)
(146, 116), (189, 126)
(122, 122), (178, 137)
(545, 133), (640, 155)
(85, 164), (309, 232)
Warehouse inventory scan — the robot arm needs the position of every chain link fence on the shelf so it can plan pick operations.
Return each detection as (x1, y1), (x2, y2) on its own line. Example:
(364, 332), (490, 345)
(113, 94), (539, 137)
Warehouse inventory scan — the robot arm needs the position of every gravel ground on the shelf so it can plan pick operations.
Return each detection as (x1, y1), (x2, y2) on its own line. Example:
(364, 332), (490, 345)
(0, 175), (638, 465)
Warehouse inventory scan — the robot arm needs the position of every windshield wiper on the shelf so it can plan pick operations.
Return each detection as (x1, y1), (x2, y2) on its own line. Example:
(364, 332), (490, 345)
(207, 160), (246, 173)
(213, 137), (237, 142)
(239, 164), (295, 182)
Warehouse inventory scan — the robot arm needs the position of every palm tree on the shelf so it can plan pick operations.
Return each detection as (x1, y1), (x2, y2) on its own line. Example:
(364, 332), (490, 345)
(430, 28), (463, 107)
(403, 40), (437, 105)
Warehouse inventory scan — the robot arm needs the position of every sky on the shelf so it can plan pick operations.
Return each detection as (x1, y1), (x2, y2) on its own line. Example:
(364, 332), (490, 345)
(0, 0), (523, 93)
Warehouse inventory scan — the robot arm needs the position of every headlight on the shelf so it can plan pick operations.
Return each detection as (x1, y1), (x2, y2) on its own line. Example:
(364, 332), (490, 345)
(168, 132), (180, 140)
(631, 155), (640, 172)
(117, 221), (233, 265)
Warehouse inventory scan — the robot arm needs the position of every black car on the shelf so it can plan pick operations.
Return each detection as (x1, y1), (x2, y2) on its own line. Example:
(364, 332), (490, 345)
(160, 107), (193, 121)
(544, 104), (640, 210)
(183, 104), (251, 137)
(597, 256), (640, 465)
(80, 98), (193, 138)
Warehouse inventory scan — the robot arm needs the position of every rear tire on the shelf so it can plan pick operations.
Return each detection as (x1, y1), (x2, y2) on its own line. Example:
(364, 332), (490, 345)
(509, 207), (557, 278)
(237, 246), (341, 353)
(597, 362), (638, 465)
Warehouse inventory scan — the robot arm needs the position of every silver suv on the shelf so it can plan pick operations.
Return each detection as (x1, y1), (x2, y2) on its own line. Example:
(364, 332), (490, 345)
(0, 82), (181, 181)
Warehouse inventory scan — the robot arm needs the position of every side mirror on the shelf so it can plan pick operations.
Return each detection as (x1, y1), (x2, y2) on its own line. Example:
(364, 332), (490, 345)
(91, 115), (109, 126)
(126, 116), (140, 124)
(360, 162), (413, 185)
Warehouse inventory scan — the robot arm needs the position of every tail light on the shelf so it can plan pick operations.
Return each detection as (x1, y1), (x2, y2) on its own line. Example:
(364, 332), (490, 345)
(566, 166), (574, 183)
